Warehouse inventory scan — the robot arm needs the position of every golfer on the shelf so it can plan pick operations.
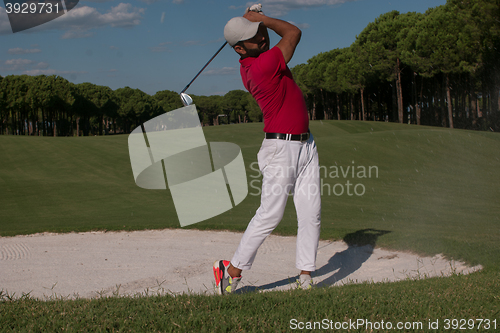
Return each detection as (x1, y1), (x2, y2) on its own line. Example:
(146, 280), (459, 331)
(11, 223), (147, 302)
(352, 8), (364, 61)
(213, 10), (321, 294)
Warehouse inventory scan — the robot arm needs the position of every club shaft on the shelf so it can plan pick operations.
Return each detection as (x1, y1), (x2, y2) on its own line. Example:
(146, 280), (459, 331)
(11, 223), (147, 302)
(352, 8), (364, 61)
(180, 41), (228, 94)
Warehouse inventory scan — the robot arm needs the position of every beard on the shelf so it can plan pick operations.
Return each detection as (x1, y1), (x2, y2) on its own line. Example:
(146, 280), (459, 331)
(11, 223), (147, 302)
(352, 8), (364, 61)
(241, 39), (269, 58)
(245, 48), (263, 57)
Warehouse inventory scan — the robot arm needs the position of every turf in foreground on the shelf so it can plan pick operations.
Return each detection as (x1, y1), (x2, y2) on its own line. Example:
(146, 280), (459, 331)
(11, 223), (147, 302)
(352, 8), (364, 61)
(1, 270), (498, 332)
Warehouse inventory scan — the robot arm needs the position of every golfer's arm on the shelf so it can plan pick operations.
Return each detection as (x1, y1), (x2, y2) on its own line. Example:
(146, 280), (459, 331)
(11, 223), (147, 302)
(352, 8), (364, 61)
(260, 16), (301, 64)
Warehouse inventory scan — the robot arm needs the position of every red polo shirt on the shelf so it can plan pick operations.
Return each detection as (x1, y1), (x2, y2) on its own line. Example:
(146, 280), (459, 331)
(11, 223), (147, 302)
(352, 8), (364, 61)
(239, 46), (309, 134)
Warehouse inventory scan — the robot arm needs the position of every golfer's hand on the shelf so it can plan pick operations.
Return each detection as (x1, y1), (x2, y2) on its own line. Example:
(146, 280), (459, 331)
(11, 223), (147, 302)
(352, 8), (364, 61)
(245, 3), (263, 14)
(243, 11), (266, 22)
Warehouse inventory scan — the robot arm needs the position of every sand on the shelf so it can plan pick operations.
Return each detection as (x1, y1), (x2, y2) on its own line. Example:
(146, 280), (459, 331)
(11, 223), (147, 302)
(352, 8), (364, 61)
(0, 229), (482, 299)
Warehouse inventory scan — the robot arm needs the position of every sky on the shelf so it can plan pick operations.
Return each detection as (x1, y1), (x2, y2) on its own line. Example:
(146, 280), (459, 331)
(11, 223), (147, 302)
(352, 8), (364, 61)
(0, 0), (447, 97)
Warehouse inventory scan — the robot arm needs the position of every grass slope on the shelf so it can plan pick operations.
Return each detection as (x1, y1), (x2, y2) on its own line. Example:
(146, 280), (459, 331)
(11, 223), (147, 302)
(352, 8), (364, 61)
(1, 120), (498, 269)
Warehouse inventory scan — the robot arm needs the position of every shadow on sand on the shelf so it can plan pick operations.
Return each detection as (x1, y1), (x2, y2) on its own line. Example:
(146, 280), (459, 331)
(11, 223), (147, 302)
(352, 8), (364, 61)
(234, 229), (391, 294)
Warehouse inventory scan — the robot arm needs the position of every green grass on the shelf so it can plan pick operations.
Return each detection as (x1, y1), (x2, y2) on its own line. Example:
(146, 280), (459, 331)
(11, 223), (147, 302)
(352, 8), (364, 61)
(1, 120), (499, 331)
(1, 271), (499, 332)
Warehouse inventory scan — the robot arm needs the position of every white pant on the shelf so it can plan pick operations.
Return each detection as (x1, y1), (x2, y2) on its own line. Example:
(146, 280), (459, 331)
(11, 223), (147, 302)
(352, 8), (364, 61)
(231, 134), (321, 272)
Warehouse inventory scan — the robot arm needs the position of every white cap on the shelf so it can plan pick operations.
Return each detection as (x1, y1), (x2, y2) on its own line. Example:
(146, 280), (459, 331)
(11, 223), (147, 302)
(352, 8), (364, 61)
(224, 17), (262, 47)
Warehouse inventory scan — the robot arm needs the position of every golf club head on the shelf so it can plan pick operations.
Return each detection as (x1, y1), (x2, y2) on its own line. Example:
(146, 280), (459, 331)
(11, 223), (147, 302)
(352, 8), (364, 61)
(180, 93), (193, 106)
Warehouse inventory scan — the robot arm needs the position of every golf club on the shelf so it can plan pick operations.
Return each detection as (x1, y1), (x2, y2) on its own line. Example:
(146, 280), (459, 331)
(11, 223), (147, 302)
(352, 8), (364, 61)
(179, 4), (263, 106)
(180, 92), (193, 106)
(180, 41), (227, 106)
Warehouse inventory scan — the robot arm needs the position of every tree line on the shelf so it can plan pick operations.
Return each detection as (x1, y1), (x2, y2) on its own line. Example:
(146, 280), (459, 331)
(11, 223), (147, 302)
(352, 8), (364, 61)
(0, 74), (261, 136)
(291, 0), (500, 131)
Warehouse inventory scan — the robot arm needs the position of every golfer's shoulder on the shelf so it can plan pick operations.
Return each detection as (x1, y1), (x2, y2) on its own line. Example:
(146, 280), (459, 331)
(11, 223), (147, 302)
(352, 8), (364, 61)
(263, 46), (284, 62)
(257, 47), (286, 73)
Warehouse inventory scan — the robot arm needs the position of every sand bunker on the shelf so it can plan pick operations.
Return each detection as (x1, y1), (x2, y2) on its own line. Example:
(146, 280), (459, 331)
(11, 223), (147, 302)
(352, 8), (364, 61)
(0, 229), (482, 299)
